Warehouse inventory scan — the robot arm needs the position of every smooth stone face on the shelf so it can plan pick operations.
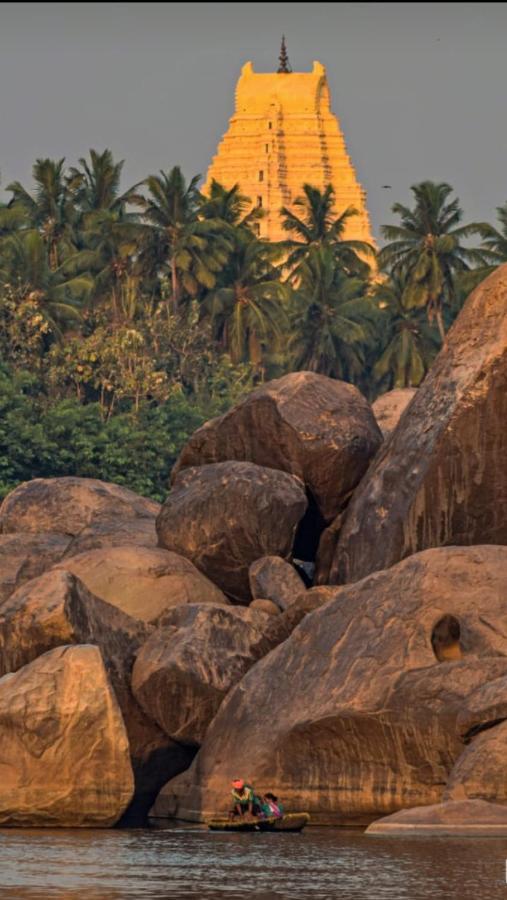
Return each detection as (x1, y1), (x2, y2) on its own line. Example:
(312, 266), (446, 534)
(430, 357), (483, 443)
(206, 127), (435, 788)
(53, 546), (228, 623)
(150, 546), (507, 824)
(249, 599), (281, 616)
(63, 518), (159, 557)
(0, 532), (70, 602)
(132, 603), (290, 747)
(0, 476), (160, 537)
(0, 645), (134, 827)
(366, 799), (507, 835)
(156, 461), (308, 603)
(172, 372), (382, 523)
(329, 265), (507, 584)
(0, 568), (192, 823)
(372, 388), (417, 439)
(456, 673), (507, 740)
(444, 720), (507, 805)
(248, 556), (306, 611)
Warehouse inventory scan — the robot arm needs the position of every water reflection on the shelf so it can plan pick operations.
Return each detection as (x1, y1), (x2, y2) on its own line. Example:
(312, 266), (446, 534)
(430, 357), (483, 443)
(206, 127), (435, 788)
(0, 826), (505, 899)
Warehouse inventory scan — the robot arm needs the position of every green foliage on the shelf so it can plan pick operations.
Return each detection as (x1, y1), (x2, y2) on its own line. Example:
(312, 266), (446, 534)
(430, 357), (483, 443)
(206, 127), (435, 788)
(380, 181), (486, 342)
(0, 368), (205, 501)
(0, 153), (500, 501)
(372, 274), (440, 391)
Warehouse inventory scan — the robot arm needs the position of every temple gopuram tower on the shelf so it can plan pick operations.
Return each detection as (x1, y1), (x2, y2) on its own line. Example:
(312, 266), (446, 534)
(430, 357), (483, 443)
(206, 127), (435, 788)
(205, 39), (374, 244)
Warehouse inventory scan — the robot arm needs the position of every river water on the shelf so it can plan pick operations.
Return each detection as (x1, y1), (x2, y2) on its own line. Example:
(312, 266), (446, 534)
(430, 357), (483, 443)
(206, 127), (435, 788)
(0, 825), (506, 900)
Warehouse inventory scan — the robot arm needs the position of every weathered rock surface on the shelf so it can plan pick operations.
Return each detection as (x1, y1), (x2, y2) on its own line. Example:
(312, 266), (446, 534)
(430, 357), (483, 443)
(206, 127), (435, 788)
(150, 546), (507, 824)
(456, 673), (507, 740)
(0, 476), (159, 537)
(372, 388), (417, 438)
(132, 603), (290, 747)
(0, 644), (134, 826)
(329, 265), (507, 585)
(366, 799), (507, 835)
(157, 462), (308, 603)
(172, 372), (382, 523)
(444, 720), (507, 805)
(63, 518), (158, 557)
(248, 556), (306, 611)
(0, 569), (192, 822)
(0, 532), (70, 602)
(0, 568), (150, 678)
(249, 598), (281, 616)
(53, 546), (228, 623)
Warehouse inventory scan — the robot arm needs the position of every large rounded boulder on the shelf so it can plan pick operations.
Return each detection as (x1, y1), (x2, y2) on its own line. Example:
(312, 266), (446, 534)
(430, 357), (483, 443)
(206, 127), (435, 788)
(372, 388), (417, 438)
(172, 372), (382, 524)
(0, 532), (70, 602)
(156, 462), (308, 603)
(150, 546), (507, 824)
(0, 644), (134, 826)
(328, 265), (507, 585)
(53, 546), (228, 623)
(0, 568), (193, 822)
(0, 476), (160, 545)
(132, 604), (289, 747)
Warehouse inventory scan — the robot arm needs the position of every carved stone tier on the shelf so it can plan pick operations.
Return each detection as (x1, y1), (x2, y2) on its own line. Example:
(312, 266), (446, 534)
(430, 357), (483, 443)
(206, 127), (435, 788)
(205, 61), (374, 245)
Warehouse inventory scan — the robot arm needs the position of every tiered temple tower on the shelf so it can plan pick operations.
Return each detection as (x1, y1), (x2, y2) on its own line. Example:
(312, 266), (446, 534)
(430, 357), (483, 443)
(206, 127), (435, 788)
(205, 41), (374, 245)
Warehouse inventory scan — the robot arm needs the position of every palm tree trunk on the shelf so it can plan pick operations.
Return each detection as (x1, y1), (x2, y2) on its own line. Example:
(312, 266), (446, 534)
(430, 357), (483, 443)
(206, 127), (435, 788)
(435, 307), (446, 345)
(170, 257), (179, 313)
(50, 239), (59, 271)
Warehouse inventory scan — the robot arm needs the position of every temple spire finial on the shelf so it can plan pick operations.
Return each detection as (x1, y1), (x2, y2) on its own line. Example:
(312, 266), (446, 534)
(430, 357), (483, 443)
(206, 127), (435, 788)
(277, 35), (292, 74)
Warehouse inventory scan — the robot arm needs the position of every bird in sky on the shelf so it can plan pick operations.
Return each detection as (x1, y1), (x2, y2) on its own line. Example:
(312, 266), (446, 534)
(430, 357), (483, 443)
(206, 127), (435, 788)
(381, 185), (392, 189)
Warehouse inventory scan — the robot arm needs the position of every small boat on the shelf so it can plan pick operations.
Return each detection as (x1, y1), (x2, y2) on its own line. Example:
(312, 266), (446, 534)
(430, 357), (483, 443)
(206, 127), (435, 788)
(207, 813), (310, 833)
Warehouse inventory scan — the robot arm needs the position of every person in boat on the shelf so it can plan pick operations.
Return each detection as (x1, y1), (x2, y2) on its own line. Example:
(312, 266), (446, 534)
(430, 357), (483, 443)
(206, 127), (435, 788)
(230, 779), (261, 817)
(260, 792), (284, 819)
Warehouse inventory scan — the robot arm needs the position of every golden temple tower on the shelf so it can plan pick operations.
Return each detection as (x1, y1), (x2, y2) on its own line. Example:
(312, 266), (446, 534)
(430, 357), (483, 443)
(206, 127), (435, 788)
(205, 39), (374, 245)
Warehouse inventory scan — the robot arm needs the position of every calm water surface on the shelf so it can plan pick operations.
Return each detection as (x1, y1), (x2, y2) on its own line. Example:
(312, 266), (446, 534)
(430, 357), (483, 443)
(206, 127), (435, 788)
(0, 825), (505, 900)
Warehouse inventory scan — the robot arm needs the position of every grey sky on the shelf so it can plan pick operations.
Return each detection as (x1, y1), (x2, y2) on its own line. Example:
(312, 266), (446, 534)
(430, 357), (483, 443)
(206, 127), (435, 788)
(0, 2), (506, 241)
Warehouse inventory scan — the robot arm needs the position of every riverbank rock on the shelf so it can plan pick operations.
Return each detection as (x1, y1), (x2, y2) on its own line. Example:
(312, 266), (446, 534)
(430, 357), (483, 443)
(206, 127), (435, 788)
(132, 604), (289, 747)
(0, 644), (134, 826)
(366, 799), (507, 835)
(0, 568), (193, 823)
(157, 462), (308, 603)
(0, 532), (70, 602)
(248, 556), (306, 611)
(444, 720), (507, 805)
(372, 388), (417, 438)
(0, 568), (150, 678)
(172, 372), (382, 524)
(150, 545), (507, 824)
(328, 265), (507, 585)
(0, 476), (160, 537)
(53, 546), (228, 623)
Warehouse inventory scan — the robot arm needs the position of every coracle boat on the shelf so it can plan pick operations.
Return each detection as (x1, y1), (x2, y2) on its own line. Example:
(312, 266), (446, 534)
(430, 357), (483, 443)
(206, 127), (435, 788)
(207, 813), (310, 832)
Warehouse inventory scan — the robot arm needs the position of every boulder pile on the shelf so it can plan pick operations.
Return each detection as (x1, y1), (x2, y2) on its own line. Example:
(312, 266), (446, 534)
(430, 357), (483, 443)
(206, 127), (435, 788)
(0, 265), (506, 831)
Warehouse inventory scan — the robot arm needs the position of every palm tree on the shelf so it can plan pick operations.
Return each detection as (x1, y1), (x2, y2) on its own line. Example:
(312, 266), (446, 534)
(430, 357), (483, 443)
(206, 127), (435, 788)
(204, 232), (288, 368)
(0, 230), (93, 331)
(288, 243), (377, 381)
(380, 181), (484, 343)
(475, 202), (507, 277)
(372, 272), (440, 390)
(6, 158), (75, 270)
(62, 209), (143, 318)
(281, 183), (376, 276)
(66, 148), (144, 216)
(200, 180), (263, 232)
(141, 167), (232, 311)
(0, 203), (28, 238)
